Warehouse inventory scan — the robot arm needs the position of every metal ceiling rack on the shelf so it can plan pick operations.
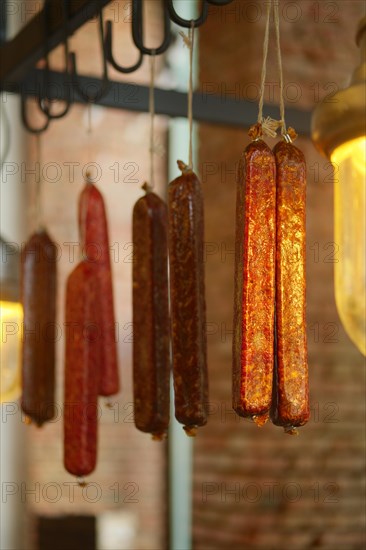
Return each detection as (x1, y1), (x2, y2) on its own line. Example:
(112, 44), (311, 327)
(0, 0), (311, 134)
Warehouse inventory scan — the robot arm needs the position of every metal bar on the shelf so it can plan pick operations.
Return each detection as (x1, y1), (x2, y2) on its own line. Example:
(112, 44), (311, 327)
(0, 0), (7, 44)
(4, 69), (311, 134)
(0, 0), (113, 84)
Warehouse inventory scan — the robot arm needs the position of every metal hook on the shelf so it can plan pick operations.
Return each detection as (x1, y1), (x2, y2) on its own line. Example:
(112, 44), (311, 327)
(132, 0), (171, 55)
(166, 0), (209, 28)
(21, 88), (50, 134)
(38, 0), (71, 119)
(206, 0), (234, 5)
(105, 19), (143, 74)
(69, 6), (110, 102)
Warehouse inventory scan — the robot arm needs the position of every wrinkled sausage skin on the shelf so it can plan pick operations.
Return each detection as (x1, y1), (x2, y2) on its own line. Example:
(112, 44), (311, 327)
(271, 141), (309, 432)
(168, 167), (208, 435)
(232, 140), (276, 424)
(132, 191), (170, 439)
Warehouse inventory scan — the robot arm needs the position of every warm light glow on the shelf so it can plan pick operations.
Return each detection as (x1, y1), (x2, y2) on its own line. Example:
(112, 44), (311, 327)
(332, 137), (366, 355)
(0, 301), (23, 402)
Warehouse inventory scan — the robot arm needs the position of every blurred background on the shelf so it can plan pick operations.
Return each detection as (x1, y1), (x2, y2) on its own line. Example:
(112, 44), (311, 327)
(0, 1), (365, 549)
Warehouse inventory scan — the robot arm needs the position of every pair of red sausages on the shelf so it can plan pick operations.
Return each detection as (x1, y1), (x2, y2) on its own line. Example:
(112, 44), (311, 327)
(233, 137), (309, 433)
(132, 163), (209, 439)
(64, 183), (119, 478)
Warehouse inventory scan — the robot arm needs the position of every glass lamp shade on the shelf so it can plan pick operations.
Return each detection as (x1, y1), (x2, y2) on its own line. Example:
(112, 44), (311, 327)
(0, 237), (22, 401)
(0, 301), (22, 402)
(332, 137), (366, 355)
(312, 17), (366, 356)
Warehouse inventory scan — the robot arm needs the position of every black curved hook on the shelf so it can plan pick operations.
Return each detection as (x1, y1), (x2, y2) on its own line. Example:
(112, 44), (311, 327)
(132, 0), (171, 55)
(38, 0), (71, 119)
(21, 89), (50, 134)
(166, 0), (209, 28)
(69, 6), (110, 102)
(206, 0), (234, 5)
(105, 19), (143, 74)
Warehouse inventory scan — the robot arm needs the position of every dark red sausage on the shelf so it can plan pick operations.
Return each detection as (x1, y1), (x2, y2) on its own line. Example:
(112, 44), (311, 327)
(79, 182), (119, 397)
(271, 140), (309, 434)
(132, 189), (170, 439)
(168, 162), (208, 436)
(21, 230), (57, 426)
(64, 260), (99, 477)
(232, 140), (276, 426)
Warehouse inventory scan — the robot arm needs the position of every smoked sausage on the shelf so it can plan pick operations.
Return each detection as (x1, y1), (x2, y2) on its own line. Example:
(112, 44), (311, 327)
(21, 230), (57, 426)
(79, 182), (119, 397)
(64, 260), (99, 477)
(168, 162), (208, 436)
(132, 187), (170, 439)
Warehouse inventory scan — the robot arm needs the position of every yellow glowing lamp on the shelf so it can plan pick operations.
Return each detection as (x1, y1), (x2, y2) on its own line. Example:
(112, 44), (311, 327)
(0, 237), (22, 402)
(312, 17), (366, 356)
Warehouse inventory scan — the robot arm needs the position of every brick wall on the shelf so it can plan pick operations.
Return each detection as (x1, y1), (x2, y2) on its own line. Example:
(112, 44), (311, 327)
(195, 1), (365, 549)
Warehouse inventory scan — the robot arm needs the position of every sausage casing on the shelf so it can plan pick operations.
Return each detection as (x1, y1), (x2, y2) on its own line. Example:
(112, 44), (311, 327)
(132, 191), (170, 439)
(168, 166), (208, 435)
(64, 260), (99, 477)
(232, 140), (276, 424)
(79, 183), (119, 397)
(271, 140), (309, 432)
(21, 230), (57, 426)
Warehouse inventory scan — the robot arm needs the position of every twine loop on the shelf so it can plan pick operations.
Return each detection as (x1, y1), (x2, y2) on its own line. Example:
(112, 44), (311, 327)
(252, 0), (294, 140)
(179, 21), (195, 170)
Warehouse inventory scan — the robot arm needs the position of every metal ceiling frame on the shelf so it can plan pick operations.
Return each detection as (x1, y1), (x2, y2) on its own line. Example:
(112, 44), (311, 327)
(1, 68), (311, 133)
(0, 0), (311, 134)
(0, 0), (113, 84)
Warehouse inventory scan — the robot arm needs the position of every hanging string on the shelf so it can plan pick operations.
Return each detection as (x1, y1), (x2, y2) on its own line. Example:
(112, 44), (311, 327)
(79, 154), (90, 261)
(274, 0), (286, 137)
(79, 104), (93, 260)
(148, 51), (156, 191)
(179, 21), (195, 170)
(35, 134), (43, 232)
(87, 103), (92, 136)
(250, 0), (280, 139)
(250, 0), (295, 141)
(257, 0), (272, 125)
(188, 21), (195, 170)
(86, 103), (93, 181)
(79, 189), (88, 261)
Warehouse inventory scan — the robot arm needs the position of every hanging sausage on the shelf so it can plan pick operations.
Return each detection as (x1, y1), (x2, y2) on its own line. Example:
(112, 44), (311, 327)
(79, 181), (119, 398)
(64, 260), (99, 478)
(132, 185), (170, 440)
(271, 136), (309, 434)
(21, 230), (57, 426)
(168, 161), (209, 436)
(232, 138), (276, 426)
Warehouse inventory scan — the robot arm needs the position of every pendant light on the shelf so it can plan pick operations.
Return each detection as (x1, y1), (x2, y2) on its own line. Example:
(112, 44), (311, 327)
(0, 237), (22, 402)
(312, 16), (366, 356)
